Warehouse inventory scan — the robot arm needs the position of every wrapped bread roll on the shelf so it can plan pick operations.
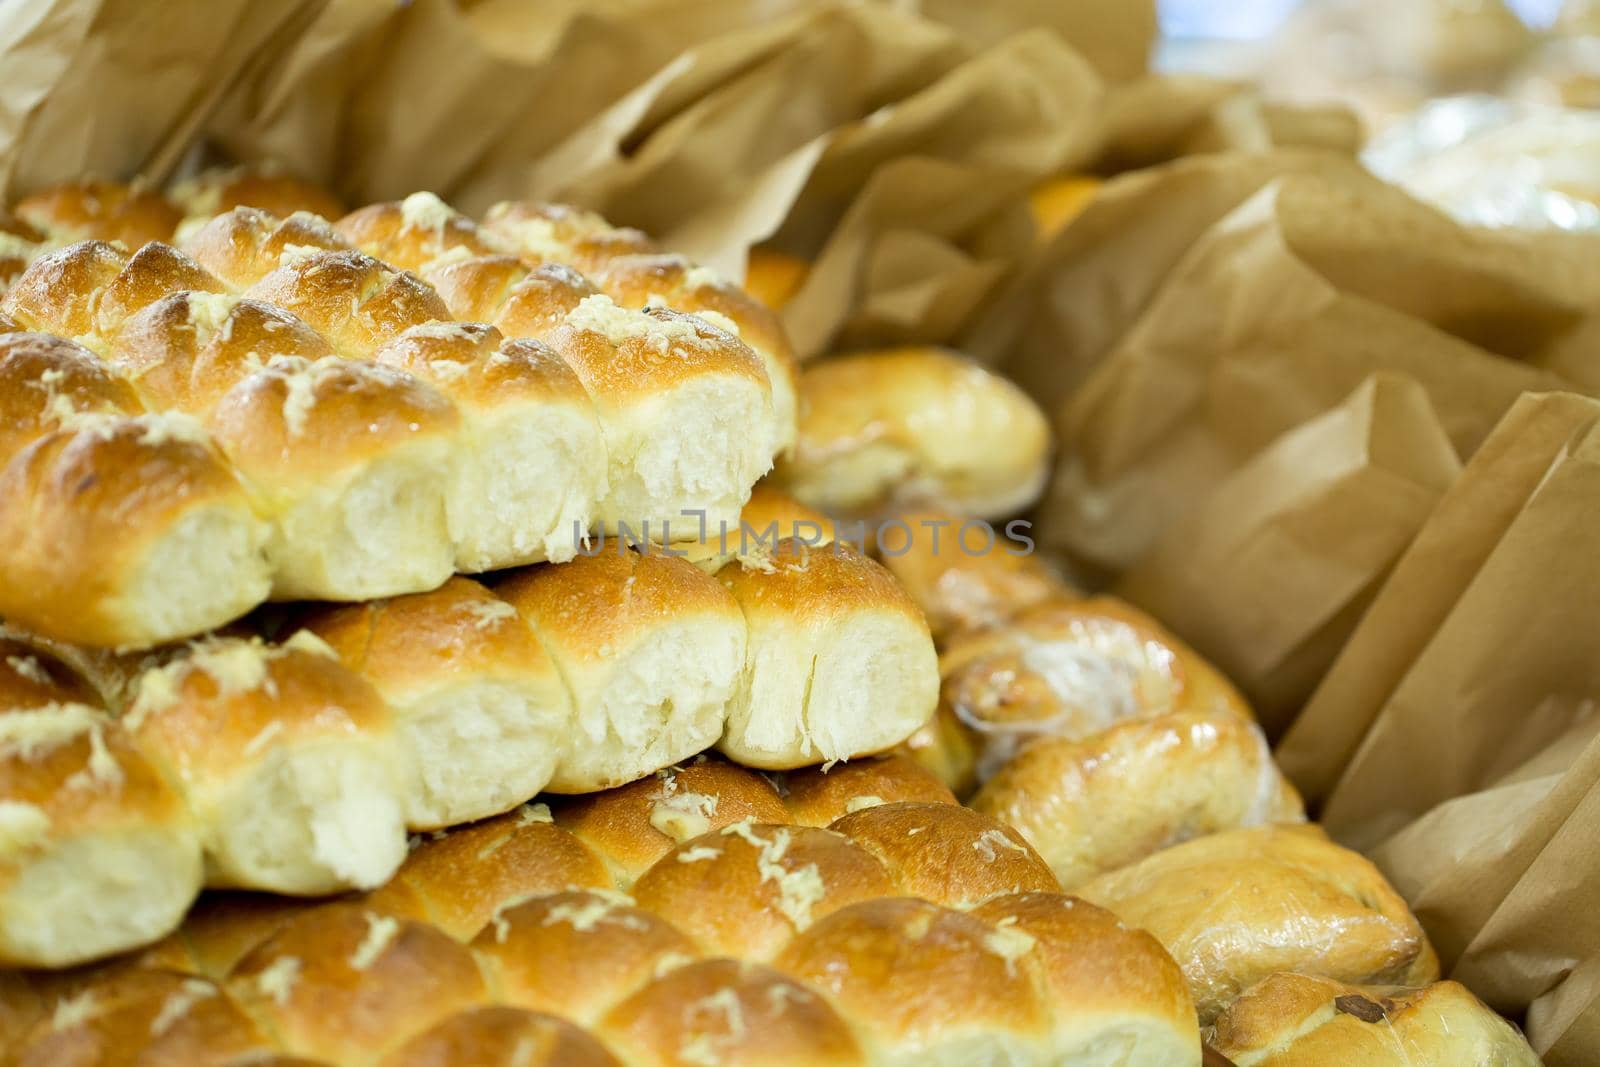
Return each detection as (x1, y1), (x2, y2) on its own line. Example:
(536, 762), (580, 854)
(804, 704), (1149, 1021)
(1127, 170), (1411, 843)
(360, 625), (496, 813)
(299, 578), (573, 829)
(243, 249), (450, 358)
(741, 247), (809, 311)
(482, 200), (657, 274)
(2, 240), (223, 344)
(544, 296), (777, 536)
(13, 180), (180, 247)
(123, 635), (412, 894)
(1207, 973), (1541, 1066)
(205, 356), (458, 601)
(0, 698), (203, 968)
(381, 1006), (622, 1067)
(0, 414), (273, 648)
(171, 169), (345, 242)
(972, 710), (1305, 889)
(939, 596), (1255, 781)
(496, 550), (745, 792)
(776, 348), (1051, 520)
(226, 903), (488, 1065)
(372, 322), (606, 567)
(592, 252), (799, 453)
(1078, 825), (1440, 1024)
(181, 207), (354, 291)
(714, 538), (937, 768)
(600, 958), (864, 1067)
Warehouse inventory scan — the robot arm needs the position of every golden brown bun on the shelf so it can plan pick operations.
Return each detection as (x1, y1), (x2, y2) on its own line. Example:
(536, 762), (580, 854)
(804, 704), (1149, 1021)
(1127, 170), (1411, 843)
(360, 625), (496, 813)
(205, 356), (459, 601)
(892, 704), (981, 799)
(673, 483), (835, 572)
(482, 201), (657, 274)
(9, 968), (272, 1067)
(243, 249), (449, 358)
(939, 596), (1255, 782)
(600, 957), (864, 1067)
(172, 891), (331, 980)
(171, 170), (346, 235)
(380, 1006), (623, 1067)
(108, 292), (334, 414)
(776, 348), (1051, 520)
(633, 822), (895, 959)
(0, 415), (272, 649)
(714, 539), (937, 768)
(0, 212), (45, 293)
(124, 635), (410, 894)
(828, 801), (1058, 909)
(2, 240), (223, 343)
(369, 803), (611, 941)
(0, 332), (142, 459)
(0, 702), (203, 967)
(741, 248), (809, 311)
(227, 903), (488, 1064)
(592, 252), (799, 453)
(180, 207), (353, 291)
(873, 508), (1073, 641)
(472, 889), (698, 1025)
(336, 192), (505, 273)
(496, 550), (745, 793)
(299, 577), (573, 829)
(1207, 973), (1541, 1066)
(1078, 825), (1440, 1024)
(14, 181), (180, 247)
(371, 322), (607, 567)
(553, 759), (790, 884)
(972, 710), (1305, 889)
(780, 754), (957, 827)
(423, 257), (597, 339)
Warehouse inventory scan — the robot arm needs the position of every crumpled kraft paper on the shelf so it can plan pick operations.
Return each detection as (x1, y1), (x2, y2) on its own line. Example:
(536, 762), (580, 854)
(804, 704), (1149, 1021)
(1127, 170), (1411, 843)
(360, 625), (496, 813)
(1116, 373), (1461, 737)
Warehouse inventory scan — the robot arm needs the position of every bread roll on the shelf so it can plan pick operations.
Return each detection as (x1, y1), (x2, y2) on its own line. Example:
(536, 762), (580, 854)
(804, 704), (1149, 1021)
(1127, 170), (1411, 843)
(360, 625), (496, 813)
(205, 356), (458, 601)
(181, 207), (354, 291)
(675, 483), (835, 572)
(336, 192), (507, 272)
(0, 633), (102, 709)
(482, 200), (657, 274)
(1077, 825), (1440, 1024)
(776, 348), (1051, 520)
(299, 578), (573, 829)
(780, 753), (957, 827)
(938, 596), (1255, 781)
(828, 801), (1058, 909)
(1207, 973), (1541, 1066)
(170, 891), (333, 980)
(171, 169), (345, 242)
(381, 1006), (622, 1067)
(0, 414), (273, 648)
(108, 292), (335, 414)
(714, 538), (938, 768)
(496, 550), (745, 793)
(0, 331), (141, 459)
(227, 903), (488, 1065)
(0, 702), (203, 968)
(552, 758), (790, 884)
(422, 256), (595, 338)
(600, 958), (864, 1067)
(972, 710), (1305, 889)
(741, 247), (809, 311)
(471, 890), (698, 1024)
(123, 635), (411, 894)
(3, 240), (223, 344)
(592, 252), (799, 453)
(873, 507), (1071, 641)
(892, 703), (980, 799)
(543, 296), (776, 537)
(369, 802), (611, 940)
(14, 180), (180, 247)
(243, 249), (450, 358)
(372, 322), (606, 567)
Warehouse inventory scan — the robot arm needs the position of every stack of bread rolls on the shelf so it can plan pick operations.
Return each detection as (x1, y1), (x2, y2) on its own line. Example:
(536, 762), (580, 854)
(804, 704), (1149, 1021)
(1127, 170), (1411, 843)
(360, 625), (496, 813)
(1, 755), (1205, 1066)
(865, 517), (1540, 1062)
(0, 176), (795, 650)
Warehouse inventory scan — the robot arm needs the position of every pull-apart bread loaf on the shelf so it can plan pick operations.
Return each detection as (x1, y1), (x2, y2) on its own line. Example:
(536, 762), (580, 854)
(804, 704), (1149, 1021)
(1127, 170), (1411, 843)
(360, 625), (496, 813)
(0, 179), (790, 648)
(3, 756), (1204, 1066)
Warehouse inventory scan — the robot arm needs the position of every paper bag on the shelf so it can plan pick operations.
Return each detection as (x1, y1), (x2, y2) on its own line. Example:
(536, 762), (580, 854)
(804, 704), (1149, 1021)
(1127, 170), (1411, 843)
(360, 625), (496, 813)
(1116, 373), (1460, 735)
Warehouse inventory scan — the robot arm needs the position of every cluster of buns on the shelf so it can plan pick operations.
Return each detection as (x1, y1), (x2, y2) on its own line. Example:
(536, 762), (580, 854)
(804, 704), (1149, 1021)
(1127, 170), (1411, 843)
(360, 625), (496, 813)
(1, 755), (1206, 1066)
(864, 517), (1540, 1062)
(0, 520), (937, 968)
(0, 173), (797, 649)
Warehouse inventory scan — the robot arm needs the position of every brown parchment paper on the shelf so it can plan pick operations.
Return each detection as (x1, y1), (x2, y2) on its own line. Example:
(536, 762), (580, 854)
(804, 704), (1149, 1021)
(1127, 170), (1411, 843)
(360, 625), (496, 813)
(1115, 373), (1461, 736)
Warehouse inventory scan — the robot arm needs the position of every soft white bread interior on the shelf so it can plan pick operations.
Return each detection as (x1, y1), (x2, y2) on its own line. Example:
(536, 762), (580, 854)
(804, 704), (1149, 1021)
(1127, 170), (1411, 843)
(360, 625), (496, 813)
(495, 549), (745, 792)
(775, 346), (1052, 519)
(205, 356), (459, 601)
(123, 634), (412, 895)
(713, 538), (938, 768)
(372, 321), (607, 567)
(299, 578), (574, 829)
